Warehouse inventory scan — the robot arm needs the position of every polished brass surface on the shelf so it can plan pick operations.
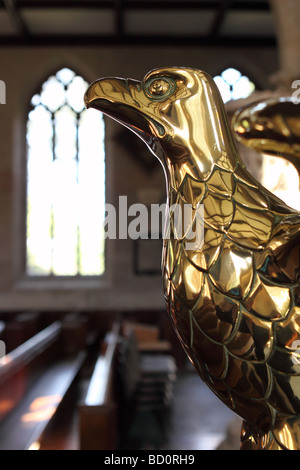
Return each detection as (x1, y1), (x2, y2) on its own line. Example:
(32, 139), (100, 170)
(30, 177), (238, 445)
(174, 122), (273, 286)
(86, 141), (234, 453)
(85, 68), (300, 450)
(232, 97), (300, 177)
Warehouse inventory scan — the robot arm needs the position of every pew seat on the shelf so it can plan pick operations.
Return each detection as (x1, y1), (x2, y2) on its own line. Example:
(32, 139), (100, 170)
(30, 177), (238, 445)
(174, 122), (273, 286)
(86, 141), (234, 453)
(0, 320), (87, 450)
(0, 352), (86, 450)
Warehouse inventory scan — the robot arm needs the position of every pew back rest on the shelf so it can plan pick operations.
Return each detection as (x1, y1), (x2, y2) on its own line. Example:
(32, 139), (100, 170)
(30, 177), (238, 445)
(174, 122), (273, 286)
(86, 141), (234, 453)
(0, 321), (62, 422)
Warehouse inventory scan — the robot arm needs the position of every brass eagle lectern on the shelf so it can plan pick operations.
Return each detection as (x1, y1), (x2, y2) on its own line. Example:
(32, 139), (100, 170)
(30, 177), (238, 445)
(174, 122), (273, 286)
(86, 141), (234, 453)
(85, 67), (300, 450)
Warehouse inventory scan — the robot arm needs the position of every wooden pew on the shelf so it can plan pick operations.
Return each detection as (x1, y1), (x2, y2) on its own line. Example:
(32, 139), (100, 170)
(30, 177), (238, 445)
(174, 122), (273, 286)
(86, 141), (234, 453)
(79, 322), (120, 450)
(4, 311), (40, 353)
(62, 312), (89, 355)
(0, 321), (87, 450)
(117, 325), (177, 449)
(122, 321), (172, 353)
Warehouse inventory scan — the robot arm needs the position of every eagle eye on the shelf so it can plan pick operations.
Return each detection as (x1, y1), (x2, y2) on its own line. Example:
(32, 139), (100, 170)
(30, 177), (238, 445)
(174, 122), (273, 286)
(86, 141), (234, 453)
(144, 77), (175, 100)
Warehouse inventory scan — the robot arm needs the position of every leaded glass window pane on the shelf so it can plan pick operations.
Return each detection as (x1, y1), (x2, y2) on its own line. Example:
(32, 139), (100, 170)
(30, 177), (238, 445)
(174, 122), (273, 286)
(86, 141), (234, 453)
(214, 68), (255, 103)
(26, 68), (105, 277)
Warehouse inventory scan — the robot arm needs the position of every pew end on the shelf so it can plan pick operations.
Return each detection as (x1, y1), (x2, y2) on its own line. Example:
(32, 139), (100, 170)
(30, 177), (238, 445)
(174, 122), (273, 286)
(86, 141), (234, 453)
(78, 321), (121, 450)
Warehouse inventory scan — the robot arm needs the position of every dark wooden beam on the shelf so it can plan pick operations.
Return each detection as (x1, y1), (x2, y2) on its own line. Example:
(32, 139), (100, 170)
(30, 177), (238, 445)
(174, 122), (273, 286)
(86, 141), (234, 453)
(115, 0), (124, 39)
(10, 0), (270, 10)
(210, 0), (233, 38)
(231, 1), (270, 11)
(3, 0), (29, 36)
(0, 33), (276, 48)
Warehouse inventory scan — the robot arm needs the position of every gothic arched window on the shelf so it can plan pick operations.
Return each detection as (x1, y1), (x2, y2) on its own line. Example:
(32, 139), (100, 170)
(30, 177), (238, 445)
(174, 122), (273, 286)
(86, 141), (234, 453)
(214, 67), (255, 103)
(26, 68), (105, 277)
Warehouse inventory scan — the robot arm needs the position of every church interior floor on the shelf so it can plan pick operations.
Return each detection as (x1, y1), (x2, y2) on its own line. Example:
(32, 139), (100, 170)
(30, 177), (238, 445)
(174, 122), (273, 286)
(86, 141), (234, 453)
(162, 365), (238, 451)
(40, 363), (239, 451)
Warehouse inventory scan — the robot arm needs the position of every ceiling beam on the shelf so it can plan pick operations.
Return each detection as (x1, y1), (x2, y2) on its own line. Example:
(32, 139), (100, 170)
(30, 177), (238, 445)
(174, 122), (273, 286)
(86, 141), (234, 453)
(10, 0), (270, 10)
(0, 34), (276, 48)
(210, 0), (233, 38)
(3, 0), (29, 36)
(115, 0), (124, 39)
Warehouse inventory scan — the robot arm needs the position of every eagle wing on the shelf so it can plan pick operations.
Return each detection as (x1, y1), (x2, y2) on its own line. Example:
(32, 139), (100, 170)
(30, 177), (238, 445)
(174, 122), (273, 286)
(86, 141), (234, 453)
(232, 97), (300, 174)
(165, 162), (300, 436)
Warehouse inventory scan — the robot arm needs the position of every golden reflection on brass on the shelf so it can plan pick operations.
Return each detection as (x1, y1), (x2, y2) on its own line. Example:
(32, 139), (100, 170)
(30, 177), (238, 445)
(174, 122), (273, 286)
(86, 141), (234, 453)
(85, 68), (300, 450)
(232, 97), (300, 177)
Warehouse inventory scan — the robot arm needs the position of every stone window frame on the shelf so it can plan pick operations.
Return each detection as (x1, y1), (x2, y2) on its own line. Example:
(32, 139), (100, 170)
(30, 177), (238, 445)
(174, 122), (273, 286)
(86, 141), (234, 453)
(13, 66), (110, 291)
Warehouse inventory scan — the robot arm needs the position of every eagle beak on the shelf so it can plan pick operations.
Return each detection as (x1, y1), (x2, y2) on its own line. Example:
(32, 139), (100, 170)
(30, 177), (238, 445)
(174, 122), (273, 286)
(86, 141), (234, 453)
(84, 77), (128, 110)
(85, 77), (157, 139)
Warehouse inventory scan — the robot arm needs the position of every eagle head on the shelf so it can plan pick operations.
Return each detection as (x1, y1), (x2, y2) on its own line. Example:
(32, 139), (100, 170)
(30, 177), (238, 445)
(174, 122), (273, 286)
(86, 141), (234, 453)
(84, 67), (238, 186)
